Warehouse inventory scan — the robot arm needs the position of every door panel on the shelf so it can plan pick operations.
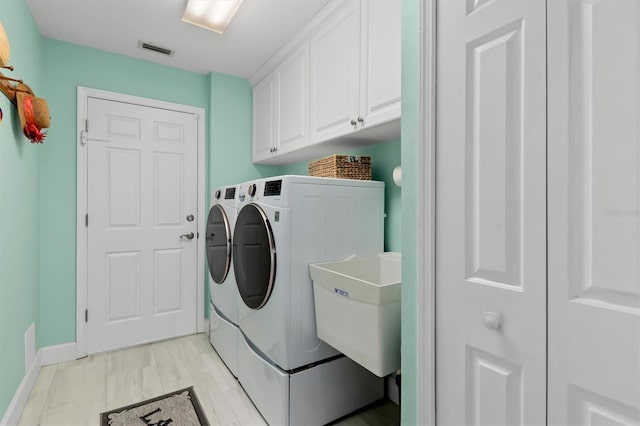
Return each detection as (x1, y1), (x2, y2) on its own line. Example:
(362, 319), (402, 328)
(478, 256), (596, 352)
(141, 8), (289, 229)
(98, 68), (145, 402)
(309, 0), (360, 143)
(465, 19), (524, 289)
(548, 0), (640, 423)
(466, 347), (523, 426)
(154, 153), (184, 227)
(153, 248), (183, 314)
(87, 98), (198, 354)
(276, 43), (309, 154)
(360, 0), (401, 126)
(252, 75), (275, 162)
(107, 148), (140, 227)
(106, 251), (140, 322)
(436, 0), (546, 424)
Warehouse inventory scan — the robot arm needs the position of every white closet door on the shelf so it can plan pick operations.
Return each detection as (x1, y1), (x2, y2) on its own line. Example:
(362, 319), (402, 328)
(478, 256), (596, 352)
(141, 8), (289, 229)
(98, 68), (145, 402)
(435, 0), (547, 424)
(548, 1), (640, 424)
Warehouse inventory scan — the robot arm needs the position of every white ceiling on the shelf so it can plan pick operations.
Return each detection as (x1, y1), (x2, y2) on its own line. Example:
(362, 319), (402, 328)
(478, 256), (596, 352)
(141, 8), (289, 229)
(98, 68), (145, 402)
(26, 0), (331, 78)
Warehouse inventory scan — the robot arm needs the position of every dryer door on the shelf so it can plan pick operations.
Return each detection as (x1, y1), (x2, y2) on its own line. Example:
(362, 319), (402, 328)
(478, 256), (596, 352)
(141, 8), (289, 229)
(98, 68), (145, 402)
(233, 203), (276, 309)
(206, 204), (232, 284)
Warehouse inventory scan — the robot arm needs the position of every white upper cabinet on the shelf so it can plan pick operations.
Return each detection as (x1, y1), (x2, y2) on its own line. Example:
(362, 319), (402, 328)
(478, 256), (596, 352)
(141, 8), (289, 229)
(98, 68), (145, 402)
(309, 0), (362, 143)
(252, 74), (275, 163)
(359, 0), (401, 128)
(253, 43), (310, 163)
(251, 0), (401, 164)
(276, 43), (310, 155)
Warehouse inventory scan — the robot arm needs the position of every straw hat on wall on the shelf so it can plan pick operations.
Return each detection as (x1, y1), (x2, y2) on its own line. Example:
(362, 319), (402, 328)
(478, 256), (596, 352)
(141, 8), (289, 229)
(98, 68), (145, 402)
(16, 84), (50, 143)
(0, 22), (10, 68)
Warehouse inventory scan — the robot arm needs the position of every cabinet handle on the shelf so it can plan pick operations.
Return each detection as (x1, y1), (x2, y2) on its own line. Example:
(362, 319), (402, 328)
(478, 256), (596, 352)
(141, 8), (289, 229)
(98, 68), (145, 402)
(357, 116), (364, 124)
(350, 118), (357, 126)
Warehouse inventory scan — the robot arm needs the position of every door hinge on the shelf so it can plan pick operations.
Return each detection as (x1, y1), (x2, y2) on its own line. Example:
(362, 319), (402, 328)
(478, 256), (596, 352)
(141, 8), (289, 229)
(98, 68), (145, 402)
(85, 119), (88, 132)
(85, 309), (88, 323)
(80, 130), (88, 146)
(85, 214), (88, 227)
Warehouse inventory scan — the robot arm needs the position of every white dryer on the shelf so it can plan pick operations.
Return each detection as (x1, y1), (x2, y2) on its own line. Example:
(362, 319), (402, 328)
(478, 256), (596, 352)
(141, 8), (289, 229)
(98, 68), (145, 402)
(232, 175), (385, 426)
(206, 186), (240, 377)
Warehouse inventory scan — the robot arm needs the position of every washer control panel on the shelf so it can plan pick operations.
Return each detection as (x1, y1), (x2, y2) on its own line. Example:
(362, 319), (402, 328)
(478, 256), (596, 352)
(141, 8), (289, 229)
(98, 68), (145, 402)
(264, 180), (282, 197)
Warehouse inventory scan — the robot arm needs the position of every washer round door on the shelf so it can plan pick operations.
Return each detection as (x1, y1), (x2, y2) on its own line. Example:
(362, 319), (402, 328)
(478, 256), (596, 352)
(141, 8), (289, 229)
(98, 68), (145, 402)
(206, 204), (232, 284)
(233, 203), (276, 310)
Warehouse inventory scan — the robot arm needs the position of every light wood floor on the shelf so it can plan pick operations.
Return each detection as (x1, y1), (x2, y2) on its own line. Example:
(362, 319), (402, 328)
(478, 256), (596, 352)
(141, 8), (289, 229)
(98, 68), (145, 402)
(18, 333), (399, 425)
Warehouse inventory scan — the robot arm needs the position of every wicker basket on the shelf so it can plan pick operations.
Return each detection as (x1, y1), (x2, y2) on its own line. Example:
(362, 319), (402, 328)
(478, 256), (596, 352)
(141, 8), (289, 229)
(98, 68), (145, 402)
(308, 154), (372, 180)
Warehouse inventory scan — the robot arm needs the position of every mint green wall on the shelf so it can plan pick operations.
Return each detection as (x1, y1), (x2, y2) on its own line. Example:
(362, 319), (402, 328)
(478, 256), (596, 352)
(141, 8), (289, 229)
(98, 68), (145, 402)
(281, 139), (402, 252)
(38, 39), (210, 347)
(401, 0), (419, 423)
(0, 1), (44, 417)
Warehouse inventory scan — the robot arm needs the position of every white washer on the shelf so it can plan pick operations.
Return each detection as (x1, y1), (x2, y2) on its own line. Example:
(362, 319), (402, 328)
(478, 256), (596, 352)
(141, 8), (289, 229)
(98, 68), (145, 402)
(206, 186), (240, 377)
(233, 175), (385, 426)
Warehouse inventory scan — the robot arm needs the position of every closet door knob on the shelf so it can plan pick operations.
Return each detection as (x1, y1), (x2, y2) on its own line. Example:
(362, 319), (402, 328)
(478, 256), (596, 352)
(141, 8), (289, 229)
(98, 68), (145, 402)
(350, 118), (357, 126)
(357, 116), (364, 123)
(482, 312), (502, 331)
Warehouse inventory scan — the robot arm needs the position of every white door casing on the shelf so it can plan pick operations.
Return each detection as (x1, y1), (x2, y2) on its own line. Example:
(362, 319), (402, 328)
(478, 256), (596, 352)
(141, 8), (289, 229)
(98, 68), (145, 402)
(76, 88), (206, 357)
(547, 0), (640, 424)
(435, 0), (547, 424)
(417, 0), (437, 424)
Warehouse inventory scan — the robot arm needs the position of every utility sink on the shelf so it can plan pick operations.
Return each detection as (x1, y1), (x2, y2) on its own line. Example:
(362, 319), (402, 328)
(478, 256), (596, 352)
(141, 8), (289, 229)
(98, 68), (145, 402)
(309, 253), (401, 377)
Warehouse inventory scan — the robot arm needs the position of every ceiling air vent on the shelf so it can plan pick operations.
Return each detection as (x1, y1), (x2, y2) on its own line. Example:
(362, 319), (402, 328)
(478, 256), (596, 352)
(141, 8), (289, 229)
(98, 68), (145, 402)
(138, 41), (174, 57)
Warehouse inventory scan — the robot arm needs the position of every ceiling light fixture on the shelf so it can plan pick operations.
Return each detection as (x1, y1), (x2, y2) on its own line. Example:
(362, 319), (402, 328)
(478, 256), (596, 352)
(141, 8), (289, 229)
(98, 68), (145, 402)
(182, 0), (244, 34)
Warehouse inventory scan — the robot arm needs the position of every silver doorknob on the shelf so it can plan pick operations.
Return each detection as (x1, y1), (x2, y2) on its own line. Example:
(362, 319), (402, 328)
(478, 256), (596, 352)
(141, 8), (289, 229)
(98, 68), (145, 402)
(350, 118), (357, 126)
(482, 312), (502, 330)
(180, 232), (195, 240)
(357, 116), (364, 123)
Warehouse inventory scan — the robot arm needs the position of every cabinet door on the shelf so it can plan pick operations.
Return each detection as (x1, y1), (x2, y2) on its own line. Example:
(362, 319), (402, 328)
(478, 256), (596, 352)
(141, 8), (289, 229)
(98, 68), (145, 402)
(548, 1), (640, 424)
(309, 0), (361, 144)
(359, 0), (401, 128)
(252, 74), (275, 162)
(275, 43), (309, 155)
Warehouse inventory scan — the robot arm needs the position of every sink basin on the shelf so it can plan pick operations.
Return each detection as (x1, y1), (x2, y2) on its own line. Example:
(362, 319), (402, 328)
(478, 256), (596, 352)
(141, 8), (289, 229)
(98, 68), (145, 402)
(309, 253), (401, 377)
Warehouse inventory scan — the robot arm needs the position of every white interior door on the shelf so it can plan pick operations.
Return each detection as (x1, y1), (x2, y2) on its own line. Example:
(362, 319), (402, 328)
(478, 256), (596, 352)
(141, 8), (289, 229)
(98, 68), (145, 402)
(86, 98), (198, 355)
(548, 1), (640, 424)
(435, 0), (547, 424)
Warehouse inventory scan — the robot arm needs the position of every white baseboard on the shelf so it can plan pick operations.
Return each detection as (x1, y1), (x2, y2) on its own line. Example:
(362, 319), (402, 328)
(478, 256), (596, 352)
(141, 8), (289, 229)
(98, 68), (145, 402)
(0, 351), (42, 426)
(0, 342), (77, 426)
(24, 324), (36, 375)
(41, 342), (77, 366)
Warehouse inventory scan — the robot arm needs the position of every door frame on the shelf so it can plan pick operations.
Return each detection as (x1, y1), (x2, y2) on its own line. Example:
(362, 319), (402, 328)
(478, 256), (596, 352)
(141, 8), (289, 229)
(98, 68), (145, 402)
(417, 0), (436, 424)
(75, 87), (207, 358)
